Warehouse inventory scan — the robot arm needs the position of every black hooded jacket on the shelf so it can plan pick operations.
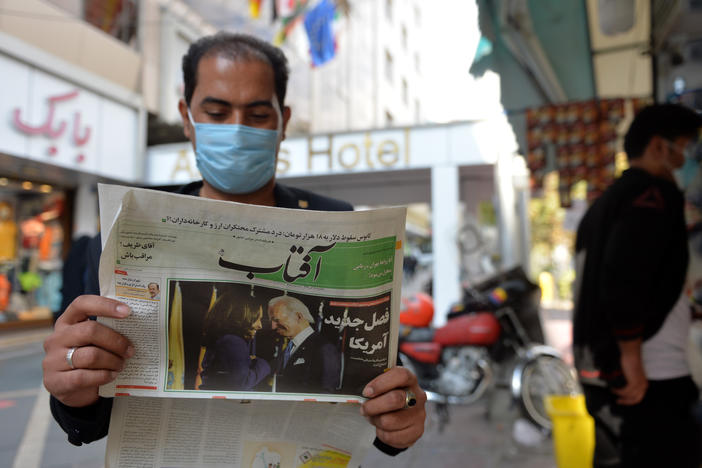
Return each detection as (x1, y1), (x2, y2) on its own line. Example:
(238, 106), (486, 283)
(572, 168), (688, 387)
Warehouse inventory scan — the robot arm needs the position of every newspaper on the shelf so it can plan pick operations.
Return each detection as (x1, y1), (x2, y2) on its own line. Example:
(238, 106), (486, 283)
(97, 184), (406, 403)
(105, 396), (377, 468)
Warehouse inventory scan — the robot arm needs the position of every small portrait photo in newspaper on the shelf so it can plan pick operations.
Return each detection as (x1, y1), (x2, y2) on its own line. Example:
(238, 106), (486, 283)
(165, 280), (393, 398)
(114, 276), (161, 302)
(147, 282), (160, 300)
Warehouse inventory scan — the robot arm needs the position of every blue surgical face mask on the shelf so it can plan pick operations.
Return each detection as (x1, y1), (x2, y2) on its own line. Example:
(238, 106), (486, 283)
(666, 140), (698, 190)
(674, 155), (698, 191)
(187, 99), (282, 195)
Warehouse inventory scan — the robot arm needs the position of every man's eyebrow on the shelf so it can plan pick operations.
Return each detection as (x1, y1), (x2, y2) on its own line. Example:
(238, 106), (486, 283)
(200, 98), (273, 109)
(200, 97), (231, 107)
(245, 100), (274, 108)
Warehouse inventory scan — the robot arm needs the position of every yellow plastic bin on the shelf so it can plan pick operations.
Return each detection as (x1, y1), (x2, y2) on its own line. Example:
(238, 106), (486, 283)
(544, 394), (595, 468)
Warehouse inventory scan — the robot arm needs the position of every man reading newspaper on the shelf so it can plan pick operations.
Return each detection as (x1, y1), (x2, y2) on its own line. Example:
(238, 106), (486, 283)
(42, 32), (426, 456)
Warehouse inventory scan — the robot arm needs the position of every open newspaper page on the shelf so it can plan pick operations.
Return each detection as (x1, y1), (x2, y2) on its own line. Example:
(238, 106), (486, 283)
(97, 184), (405, 403)
(105, 396), (377, 468)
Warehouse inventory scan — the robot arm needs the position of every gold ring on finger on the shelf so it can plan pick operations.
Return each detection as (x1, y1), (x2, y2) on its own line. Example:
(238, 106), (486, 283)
(403, 388), (417, 409)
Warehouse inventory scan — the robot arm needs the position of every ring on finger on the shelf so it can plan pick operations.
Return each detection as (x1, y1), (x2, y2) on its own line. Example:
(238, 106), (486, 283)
(66, 346), (79, 369)
(403, 388), (417, 409)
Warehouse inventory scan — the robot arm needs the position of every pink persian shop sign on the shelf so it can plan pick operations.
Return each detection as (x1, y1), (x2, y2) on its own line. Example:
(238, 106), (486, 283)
(1, 53), (140, 181)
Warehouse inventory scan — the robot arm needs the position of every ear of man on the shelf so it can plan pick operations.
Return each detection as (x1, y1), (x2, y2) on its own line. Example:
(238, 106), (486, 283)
(281, 106), (291, 140)
(178, 99), (193, 140)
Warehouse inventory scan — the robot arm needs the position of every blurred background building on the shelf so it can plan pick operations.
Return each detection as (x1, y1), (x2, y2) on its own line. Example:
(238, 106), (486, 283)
(0, 0), (149, 326)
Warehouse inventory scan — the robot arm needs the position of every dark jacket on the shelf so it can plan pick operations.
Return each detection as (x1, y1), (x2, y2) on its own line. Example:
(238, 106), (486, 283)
(57, 235), (92, 322)
(50, 181), (405, 455)
(200, 335), (270, 391)
(275, 331), (341, 394)
(572, 168), (688, 387)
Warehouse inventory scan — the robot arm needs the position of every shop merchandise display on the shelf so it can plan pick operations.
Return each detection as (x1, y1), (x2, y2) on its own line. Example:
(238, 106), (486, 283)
(0, 201), (17, 261)
(526, 97), (651, 207)
(0, 189), (66, 324)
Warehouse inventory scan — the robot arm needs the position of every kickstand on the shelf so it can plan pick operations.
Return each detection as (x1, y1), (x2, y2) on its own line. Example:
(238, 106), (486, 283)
(436, 402), (450, 433)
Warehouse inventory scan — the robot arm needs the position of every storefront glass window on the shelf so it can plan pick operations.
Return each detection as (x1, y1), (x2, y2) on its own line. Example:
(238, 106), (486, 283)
(0, 179), (68, 326)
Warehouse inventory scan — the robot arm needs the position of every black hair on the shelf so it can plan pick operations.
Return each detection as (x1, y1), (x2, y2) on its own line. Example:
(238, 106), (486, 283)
(182, 32), (290, 109)
(624, 103), (702, 160)
(201, 292), (262, 346)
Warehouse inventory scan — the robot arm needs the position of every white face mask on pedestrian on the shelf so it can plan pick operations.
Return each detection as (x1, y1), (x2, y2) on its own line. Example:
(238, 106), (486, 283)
(664, 139), (698, 190)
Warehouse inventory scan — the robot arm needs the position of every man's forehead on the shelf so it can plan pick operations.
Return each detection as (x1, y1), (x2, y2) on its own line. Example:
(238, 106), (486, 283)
(195, 55), (274, 91)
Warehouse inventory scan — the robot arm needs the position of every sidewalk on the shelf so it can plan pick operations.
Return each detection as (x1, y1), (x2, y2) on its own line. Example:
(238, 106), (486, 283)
(0, 326), (52, 350)
(362, 392), (556, 468)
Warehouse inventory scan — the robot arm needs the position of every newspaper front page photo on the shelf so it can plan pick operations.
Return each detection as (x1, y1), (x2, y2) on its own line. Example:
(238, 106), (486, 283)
(96, 184), (406, 467)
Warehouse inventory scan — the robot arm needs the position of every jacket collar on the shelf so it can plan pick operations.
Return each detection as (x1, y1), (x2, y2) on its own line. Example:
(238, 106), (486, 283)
(177, 180), (306, 209)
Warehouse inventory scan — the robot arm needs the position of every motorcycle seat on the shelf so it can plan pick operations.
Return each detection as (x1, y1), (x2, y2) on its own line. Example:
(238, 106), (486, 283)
(399, 325), (435, 342)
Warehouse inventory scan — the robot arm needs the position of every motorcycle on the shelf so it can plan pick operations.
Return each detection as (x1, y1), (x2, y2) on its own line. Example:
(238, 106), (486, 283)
(399, 267), (579, 431)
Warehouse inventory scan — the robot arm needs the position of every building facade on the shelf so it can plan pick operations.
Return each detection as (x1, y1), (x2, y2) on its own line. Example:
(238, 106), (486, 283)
(0, 0), (214, 325)
(176, 0), (426, 134)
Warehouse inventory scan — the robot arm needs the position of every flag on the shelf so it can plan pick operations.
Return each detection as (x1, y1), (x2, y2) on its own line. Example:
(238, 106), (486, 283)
(277, 0), (297, 18)
(167, 282), (185, 390)
(304, 0), (336, 66)
(194, 285), (217, 390)
(273, 0), (309, 45)
(249, 0), (263, 19)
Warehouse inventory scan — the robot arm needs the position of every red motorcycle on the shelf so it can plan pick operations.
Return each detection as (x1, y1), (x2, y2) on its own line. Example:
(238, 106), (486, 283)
(399, 268), (578, 430)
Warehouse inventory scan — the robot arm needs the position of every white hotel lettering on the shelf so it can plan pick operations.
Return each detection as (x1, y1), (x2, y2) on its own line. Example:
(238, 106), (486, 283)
(276, 129), (410, 175)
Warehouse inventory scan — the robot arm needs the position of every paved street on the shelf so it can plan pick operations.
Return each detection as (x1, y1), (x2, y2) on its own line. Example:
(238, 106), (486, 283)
(0, 330), (107, 468)
(0, 324), (565, 468)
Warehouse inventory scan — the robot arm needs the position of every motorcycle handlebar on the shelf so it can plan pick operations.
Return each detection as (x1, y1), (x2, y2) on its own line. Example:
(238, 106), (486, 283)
(457, 268), (541, 313)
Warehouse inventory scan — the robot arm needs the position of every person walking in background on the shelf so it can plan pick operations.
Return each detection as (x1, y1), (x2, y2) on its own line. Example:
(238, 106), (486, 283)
(572, 103), (702, 467)
(268, 295), (340, 393)
(198, 293), (270, 391)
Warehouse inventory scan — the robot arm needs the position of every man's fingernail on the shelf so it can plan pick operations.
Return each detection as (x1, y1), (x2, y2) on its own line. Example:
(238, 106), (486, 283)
(116, 305), (131, 316)
(126, 346), (135, 358)
(110, 371), (118, 379)
(363, 386), (374, 398)
(359, 405), (366, 416)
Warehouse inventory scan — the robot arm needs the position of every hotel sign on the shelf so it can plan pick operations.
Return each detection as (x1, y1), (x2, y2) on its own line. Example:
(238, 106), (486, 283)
(147, 121), (500, 186)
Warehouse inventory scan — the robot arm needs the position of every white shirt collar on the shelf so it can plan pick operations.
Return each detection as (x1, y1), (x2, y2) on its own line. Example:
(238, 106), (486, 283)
(290, 325), (314, 353)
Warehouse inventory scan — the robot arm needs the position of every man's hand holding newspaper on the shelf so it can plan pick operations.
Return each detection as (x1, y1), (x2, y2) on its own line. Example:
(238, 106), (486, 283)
(43, 295), (133, 408)
(362, 367), (427, 449)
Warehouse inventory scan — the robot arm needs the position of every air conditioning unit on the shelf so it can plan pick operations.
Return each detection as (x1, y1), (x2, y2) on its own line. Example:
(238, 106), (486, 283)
(598, 0), (636, 36)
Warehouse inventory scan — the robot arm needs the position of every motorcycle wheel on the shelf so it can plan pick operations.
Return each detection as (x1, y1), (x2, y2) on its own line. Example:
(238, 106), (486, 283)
(519, 355), (579, 431)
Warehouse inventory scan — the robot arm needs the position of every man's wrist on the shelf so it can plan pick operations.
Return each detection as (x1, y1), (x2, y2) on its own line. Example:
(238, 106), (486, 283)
(618, 338), (643, 359)
(373, 436), (407, 456)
